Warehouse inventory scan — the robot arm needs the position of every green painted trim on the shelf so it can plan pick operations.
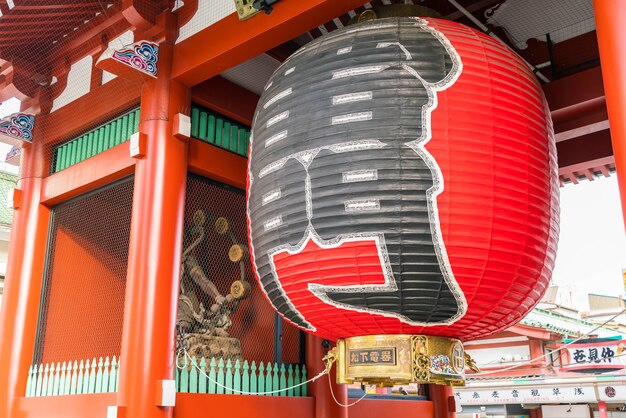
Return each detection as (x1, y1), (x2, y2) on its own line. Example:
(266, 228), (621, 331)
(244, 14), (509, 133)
(190, 104), (251, 158)
(52, 107), (140, 173)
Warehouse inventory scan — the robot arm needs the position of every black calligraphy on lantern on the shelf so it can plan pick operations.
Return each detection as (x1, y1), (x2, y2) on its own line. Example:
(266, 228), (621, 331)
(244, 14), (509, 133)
(473, 392), (480, 399)
(574, 387), (585, 396)
(511, 390), (519, 398)
(553, 388), (561, 395)
(531, 389), (540, 397)
(248, 20), (465, 331)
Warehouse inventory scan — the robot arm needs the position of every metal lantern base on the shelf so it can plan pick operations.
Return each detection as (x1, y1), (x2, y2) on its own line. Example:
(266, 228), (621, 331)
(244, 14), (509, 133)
(334, 335), (466, 387)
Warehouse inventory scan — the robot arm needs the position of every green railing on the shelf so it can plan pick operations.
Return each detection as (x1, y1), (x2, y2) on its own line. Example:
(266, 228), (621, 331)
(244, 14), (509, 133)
(27, 356), (307, 397)
(53, 108), (140, 173)
(190, 105), (251, 158)
(26, 357), (119, 397)
(177, 357), (307, 396)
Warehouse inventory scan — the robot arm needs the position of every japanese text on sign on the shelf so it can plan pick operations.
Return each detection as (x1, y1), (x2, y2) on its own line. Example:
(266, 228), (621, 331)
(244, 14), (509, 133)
(349, 348), (396, 366)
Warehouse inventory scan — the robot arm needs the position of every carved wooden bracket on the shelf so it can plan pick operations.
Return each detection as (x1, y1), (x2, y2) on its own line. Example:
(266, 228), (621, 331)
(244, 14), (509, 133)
(0, 113), (35, 147)
(97, 40), (159, 81)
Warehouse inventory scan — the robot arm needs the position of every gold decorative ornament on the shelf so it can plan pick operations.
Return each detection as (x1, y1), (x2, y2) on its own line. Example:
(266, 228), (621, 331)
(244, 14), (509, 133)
(228, 244), (247, 262)
(214, 217), (229, 235)
(230, 280), (250, 300)
(192, 209), (206, 226)
(335, 334), (465, 387)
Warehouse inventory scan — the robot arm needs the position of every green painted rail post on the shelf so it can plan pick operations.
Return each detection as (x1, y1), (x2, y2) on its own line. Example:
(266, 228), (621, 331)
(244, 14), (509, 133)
(70, 361), (78, 395)
(229, 125), (239, 152)
(111, 357), (119, 392)
(257, 362), (265, 396)
(199, 111), (208, 141)
(95, 357), (104, 393)
(180, 362), (189, 393)
(279, 364), (287, 396)
(77, 360), (85, 394)
(102, 357), (110, 392)
(301, 365), (308, 396)
(115, 118), (124, 145)
(189, 357), (199, 393)
(25, 365), (33, 397)
(287, 364), (294, 397)
(190, 107), (200, 138)
(69, 360), (78, 395)
(199, 357), (208, 394)
(215, 119), (223, 147)
(58, 362), (66, 395)
(242, 361), (250, 394)
(127, 112), (136, 144)
(271, 363), (279, 396)
(265, 363), (273, 396)
(250, 361), (257, 395)
(217, 358), (225, 394)
(207, 115), (216, 143)
(223, 122), (231, 150)
(49, 363), (57, 396)
(34, 364), (43, 397)
(40, 364), (48, 396)
(295, 365), (302, 396)
(225, 359), (233, 395)
(208, 358), (217, 394)
(233, 360), (242, 395)
(87, 358), (97, 394)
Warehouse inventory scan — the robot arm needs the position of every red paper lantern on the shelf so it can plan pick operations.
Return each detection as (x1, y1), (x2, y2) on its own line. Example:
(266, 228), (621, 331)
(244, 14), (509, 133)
(246, 16), (559, 346)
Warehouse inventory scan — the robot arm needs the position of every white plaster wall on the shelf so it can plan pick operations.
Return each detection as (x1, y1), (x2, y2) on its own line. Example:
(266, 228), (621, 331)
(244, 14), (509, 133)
(543, 405), (590, 418)
(465, 345), (531, 367)
(51, 55), (93, 112)
(177, 0), (236, 44)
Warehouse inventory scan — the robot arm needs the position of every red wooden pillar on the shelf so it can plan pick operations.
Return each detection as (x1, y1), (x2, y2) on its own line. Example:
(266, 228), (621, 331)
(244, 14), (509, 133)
(430, 384), (456, 418)
(598, 401), (608, 418)
(594, 0), (626, 229)
(306, 335), (348, 418)
(115, 38), (190, 418)
(0, 136), (51, 418)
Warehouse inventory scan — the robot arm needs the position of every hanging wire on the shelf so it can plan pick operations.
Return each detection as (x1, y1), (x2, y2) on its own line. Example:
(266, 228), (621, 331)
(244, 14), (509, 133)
(178, 348), (329, 396)
(468, 309), (626, 376)
(327, 373), (368, 407)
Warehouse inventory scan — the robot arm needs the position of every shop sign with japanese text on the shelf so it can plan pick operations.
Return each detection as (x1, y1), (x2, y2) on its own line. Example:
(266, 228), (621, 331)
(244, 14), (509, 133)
(562, 339), (626, 372)
(455, 386), (597, 405)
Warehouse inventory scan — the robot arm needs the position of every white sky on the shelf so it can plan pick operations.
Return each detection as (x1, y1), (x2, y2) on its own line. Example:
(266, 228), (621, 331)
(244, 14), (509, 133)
(551, 175), (626, 308)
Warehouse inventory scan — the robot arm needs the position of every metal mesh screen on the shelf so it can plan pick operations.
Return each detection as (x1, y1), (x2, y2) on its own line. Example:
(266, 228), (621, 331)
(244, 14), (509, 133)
(34, 177), (134, 364)
(0, 1), (169, 181)
(177, 173), (302, 365)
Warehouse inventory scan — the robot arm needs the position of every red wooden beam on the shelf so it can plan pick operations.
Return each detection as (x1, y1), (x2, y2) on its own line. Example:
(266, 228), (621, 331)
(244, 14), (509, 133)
(188, 139), (248, 190)
(40, 143), (135, 206)
(556, 129), (614, 168)
(543, 66), (605, 114)
(172, 0), (368, 86)
(191, 76), (259, 126)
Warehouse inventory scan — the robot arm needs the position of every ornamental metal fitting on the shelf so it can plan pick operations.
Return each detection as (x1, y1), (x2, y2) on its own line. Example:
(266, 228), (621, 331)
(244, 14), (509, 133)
(234, 0), (280, 20)
(335, 334), (466, 387)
